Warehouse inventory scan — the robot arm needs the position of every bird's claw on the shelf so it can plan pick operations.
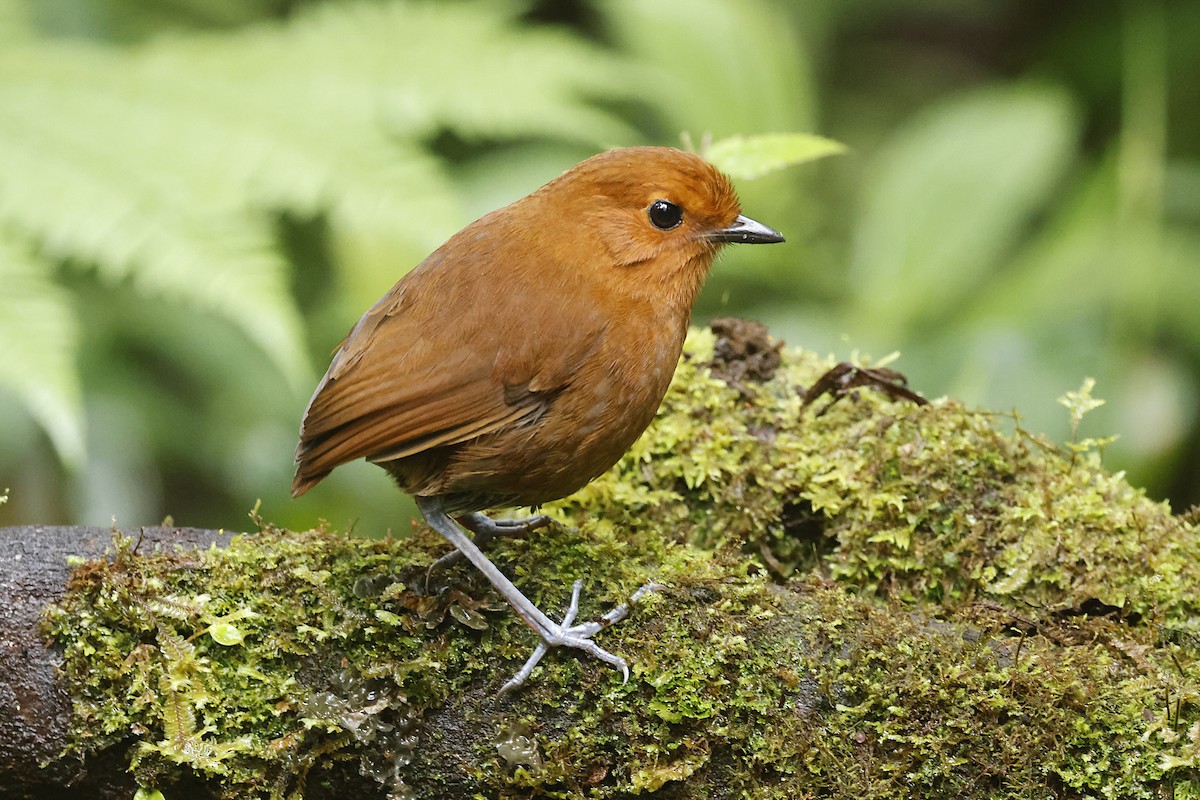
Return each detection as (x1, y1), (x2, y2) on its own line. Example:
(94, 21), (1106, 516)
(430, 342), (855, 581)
(498, 579), (662, 695)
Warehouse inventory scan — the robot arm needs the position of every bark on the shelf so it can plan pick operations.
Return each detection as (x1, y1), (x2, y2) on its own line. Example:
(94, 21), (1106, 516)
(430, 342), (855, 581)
(1, 525), (226, 799)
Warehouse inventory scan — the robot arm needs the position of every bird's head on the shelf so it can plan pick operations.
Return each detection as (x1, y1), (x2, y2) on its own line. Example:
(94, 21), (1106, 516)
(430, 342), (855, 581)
(529, 146), (784, 306)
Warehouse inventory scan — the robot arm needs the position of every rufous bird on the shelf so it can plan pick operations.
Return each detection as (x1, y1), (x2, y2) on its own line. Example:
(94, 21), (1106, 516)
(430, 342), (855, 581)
(293, 145), (784, 691)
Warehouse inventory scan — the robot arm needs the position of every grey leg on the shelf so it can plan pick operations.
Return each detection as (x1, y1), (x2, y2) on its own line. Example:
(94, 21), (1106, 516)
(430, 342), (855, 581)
(415, 495), (658, 692)
(425, 511), (551, 579)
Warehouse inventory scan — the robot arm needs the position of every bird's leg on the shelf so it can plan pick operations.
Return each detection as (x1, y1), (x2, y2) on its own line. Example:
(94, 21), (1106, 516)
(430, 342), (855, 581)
(425, 511), (551, 578)
(499, 580), (663, 695)
(415, 495), (657, 692)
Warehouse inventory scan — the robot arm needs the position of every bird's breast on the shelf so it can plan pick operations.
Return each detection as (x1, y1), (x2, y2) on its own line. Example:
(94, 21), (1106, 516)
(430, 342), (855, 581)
(436, 305), (688, 510)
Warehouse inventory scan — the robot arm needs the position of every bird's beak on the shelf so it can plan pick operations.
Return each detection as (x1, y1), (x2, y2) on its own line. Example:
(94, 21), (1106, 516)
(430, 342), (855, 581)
(707, 214), (785, 244)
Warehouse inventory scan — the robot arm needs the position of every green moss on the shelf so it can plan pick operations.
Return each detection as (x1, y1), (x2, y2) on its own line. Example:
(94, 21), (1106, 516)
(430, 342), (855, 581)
(45, 527), (442, 796)
(43, 324), (1200, 798)
(557, 327), (1200, 624)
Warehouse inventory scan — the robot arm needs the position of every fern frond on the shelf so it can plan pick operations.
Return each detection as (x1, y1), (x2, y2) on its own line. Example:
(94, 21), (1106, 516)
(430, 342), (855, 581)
(127, 0), (640, 229)
(160, 676), (199, 746)
(0, 229), (84, 464)
(0, 1), (640, 399)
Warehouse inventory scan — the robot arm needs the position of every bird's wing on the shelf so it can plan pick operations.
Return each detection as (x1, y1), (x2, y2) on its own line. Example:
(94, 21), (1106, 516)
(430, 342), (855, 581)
(292, 253), (608, 495)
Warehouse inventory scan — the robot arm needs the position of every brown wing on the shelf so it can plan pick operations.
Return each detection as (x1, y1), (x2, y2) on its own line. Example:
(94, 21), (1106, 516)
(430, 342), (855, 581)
(291, 236), (608, 497)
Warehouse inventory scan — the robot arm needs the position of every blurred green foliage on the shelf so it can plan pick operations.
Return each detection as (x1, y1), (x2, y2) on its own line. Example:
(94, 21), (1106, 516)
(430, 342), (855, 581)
(1, 0), (1198, 535)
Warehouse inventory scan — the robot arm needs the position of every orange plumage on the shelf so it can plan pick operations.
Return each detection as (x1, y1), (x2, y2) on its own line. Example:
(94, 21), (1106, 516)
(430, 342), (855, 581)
(293, 146), (783, 691)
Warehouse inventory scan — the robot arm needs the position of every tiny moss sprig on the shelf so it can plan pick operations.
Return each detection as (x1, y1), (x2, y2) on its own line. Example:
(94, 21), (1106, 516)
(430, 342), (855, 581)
(1057, 376), (1119, 461)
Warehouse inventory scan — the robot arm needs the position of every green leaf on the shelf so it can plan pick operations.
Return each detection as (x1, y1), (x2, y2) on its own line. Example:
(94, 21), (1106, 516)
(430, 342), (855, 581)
(373, 609), (403, 627)
(0, 230), (84, 465)
(848, 84), (1080, 337)
(705, 133), (846, 180)
(134, 788), (166, 800)
(207, 622), (245, 647)
(0, 0), (34, 45)
(599, 0), (817, 137)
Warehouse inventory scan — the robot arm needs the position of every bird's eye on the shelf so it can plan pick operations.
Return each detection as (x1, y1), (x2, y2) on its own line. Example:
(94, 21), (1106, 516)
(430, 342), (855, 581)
(647, 199), (683, 231)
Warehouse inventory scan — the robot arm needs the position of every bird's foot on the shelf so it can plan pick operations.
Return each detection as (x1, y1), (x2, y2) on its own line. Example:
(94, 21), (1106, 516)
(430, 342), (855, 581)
(499, 580), (663, 695)
(425, 512), (552, 590)
(460, 512), (553, 538)
(413, 496), (660, 694)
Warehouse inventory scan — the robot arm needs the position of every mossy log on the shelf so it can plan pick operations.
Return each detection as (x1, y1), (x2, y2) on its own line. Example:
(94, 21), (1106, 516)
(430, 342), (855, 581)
(4, 320), (1200, 799)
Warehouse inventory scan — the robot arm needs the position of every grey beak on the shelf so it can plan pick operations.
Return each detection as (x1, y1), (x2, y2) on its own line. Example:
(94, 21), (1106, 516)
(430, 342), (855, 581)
(708, 214), (785, 244)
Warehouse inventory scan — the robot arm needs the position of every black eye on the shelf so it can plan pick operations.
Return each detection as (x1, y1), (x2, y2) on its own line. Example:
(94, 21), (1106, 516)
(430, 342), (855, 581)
(647, 199), (683, 230)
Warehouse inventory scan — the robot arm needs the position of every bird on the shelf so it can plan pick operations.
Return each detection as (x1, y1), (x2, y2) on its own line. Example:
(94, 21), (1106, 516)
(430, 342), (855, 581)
(292, 145), (784, 691)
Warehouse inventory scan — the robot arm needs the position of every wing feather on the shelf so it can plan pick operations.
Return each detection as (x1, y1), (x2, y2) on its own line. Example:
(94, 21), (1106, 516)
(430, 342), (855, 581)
(292, 228), (610, 497)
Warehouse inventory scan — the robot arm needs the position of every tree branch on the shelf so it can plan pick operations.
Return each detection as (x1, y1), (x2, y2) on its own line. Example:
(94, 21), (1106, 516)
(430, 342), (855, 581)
(4, 325), (1199, 798)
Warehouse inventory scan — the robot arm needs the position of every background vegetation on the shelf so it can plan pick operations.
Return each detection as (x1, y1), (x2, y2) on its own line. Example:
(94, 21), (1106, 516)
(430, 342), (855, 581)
(1, 0), (1198, 536)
